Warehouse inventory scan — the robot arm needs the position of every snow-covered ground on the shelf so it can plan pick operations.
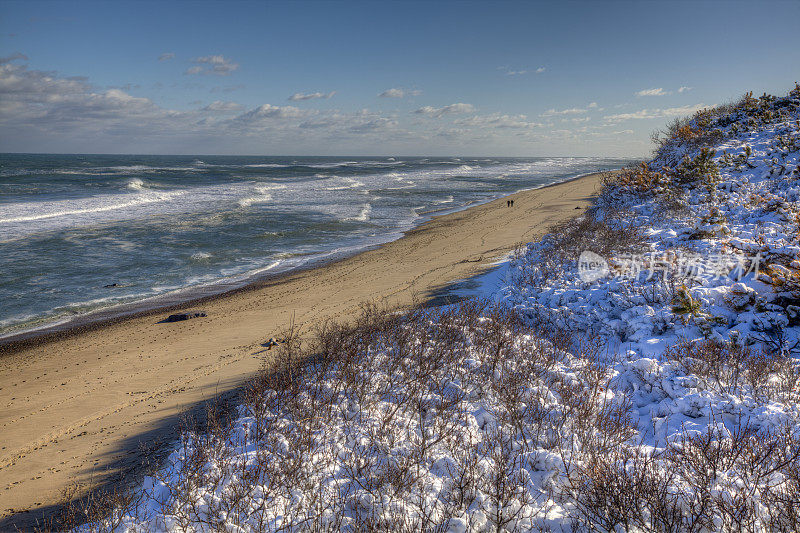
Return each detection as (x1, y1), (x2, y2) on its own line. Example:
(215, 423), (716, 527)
(77, 87), (800, 532)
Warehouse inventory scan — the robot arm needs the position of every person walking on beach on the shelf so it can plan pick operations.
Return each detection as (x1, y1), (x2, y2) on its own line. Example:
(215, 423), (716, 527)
(507, 200), (511, 207)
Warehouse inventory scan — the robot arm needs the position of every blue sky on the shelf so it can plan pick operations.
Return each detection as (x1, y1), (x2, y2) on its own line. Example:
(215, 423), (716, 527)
(1, 0), (798, 156)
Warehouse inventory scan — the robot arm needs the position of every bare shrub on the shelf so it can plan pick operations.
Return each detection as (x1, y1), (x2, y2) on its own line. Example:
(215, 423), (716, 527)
(663, 336), (799, 403)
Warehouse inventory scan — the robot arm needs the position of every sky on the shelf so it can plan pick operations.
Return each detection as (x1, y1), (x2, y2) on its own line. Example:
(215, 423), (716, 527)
(1, 0), (798, 157)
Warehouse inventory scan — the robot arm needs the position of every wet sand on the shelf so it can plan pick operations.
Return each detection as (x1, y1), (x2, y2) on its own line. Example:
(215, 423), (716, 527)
(0, 171), (613, 528)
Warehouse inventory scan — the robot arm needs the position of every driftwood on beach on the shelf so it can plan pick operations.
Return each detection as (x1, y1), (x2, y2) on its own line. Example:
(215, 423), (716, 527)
(163, 310), (208, 322)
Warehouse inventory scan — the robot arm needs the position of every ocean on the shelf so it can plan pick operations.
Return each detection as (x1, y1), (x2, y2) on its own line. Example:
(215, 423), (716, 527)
(0, 154), (632, 337)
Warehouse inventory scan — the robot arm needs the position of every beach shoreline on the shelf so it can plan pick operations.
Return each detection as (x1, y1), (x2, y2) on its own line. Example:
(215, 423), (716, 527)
(0, 170), (615, 528)
(0, 170), (613, 356)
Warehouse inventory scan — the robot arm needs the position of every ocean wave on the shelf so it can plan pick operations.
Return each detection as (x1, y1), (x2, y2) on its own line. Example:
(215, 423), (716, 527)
(101, 165), (204, 173)
(237, 186), (274, 208)
(343, 203), (372, 222)
(325, 177), (365, 191)
(0, 190), (184, 224)
(0, 165), (207, 176)
(126, 178), (147, 190)
(306, 161), (360, 169)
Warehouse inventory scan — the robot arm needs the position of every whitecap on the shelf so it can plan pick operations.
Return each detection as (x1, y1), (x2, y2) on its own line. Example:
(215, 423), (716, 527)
(0, 190), (183, 224)
(325, 177), (365, 191)
(344, 203), (372, 222)
(237, 186), (275, 207)
(126, 178), (147, 190)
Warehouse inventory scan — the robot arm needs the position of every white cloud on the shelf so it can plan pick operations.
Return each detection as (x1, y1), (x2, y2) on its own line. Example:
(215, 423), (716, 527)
(605, 109), (658, 121)
(379, 88), (421, 98)
(0, 60), (411, 145)
(234, 103), (304, 122)
(0, 57), (656, 156)
(635, 87), (669, 97)
(379, 88), (405, 98)
(158, 52), (175, 61)
(201, 100), (242, 113)
(604, 103), (708, 122)
(413, 103), (475, 117)
(678, 86), (692, 93)
(660, 103), (709, 116)
(0, 60), (162, 137)
(185, 55), (239, 76)
(1, 52), (28, 64)
(541, 107), (587, 117)
(588, 102), (598, 108)
(297, 110), (401, 135)
(349, 117), (398, 133)
(288, 91), (336, 101)
(498, 65), (545, 76)
(454, 113), (542, 129)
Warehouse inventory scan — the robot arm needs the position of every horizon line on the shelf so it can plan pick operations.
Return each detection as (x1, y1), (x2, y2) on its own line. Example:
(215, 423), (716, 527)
(0, 152), (643, 159)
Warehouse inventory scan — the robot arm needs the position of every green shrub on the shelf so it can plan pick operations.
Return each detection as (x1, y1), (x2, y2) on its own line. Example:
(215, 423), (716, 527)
(675, 147), (719, 187)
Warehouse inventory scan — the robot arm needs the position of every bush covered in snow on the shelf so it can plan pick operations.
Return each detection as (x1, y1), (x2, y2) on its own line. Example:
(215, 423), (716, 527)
(55, 86), (800, 532)
(508, 84), (800, 357)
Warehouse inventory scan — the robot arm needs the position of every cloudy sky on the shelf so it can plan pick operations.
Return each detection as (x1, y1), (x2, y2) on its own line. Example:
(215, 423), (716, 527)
(1, 0), (798, 157)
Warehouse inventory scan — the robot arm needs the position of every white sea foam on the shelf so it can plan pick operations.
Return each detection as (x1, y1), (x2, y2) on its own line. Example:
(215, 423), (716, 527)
(237, 186), (274, 207)
(252, 260), (282, 273)
(190, 252), (212, 261)
(325, 177), (365, 191)
(0, 190), (184, 224)
(126, 178), (147, 190)
(344, 203), (372, 222)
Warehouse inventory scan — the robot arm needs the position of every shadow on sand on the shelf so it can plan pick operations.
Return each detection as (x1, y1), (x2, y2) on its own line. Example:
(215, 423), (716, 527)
(0, 378), (252, 532)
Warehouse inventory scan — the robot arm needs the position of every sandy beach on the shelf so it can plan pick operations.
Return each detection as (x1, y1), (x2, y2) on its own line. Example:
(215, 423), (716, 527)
(0, 171), (612, 528)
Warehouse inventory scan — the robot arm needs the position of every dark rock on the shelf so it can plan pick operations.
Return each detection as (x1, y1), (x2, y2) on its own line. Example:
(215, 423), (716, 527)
(164, 311), (207, 322)
(264, 337), (280, 349)
(575, 206), (582, 209)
